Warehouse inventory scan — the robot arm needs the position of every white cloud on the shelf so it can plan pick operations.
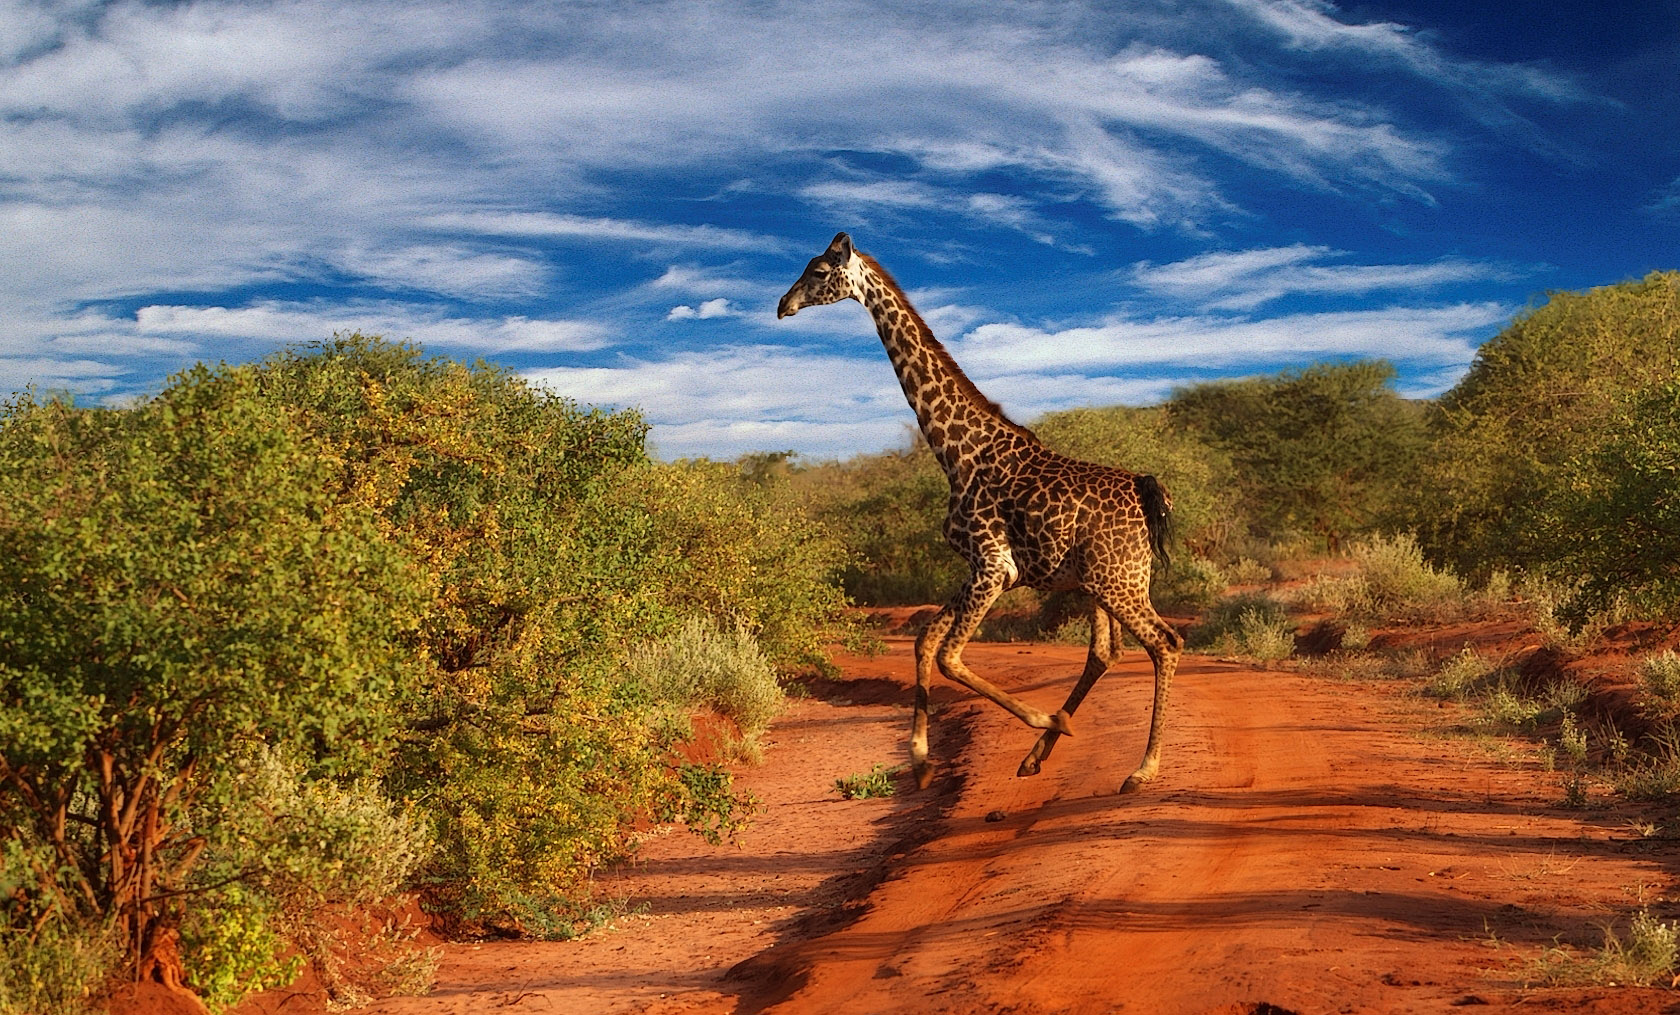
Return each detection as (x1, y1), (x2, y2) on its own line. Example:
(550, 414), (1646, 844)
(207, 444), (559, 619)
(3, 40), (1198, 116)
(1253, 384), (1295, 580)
(521, 296), (1508, 460)
(955, 302), (1507, 374)
(134, 301), (611, 353)
(667, 298), (734, 321)
(422, 212), (779, 251)
(1131, 245), (1511, 309)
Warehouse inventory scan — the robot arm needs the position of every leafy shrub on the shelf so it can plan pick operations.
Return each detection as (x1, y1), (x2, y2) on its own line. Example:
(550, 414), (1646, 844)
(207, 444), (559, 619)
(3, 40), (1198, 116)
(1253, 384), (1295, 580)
(1152, 556), (1227, 612)
(0, 371), (423, 983)
(1190, 593), (1293, 659)
(1347, 532), (1463, 620)
(794, 443), (965, 605)
(183, 747), (429, 1008)
(1168, 361), (1429, 551)
(252, 337), (829, 934)
(0, 904), (118, 1015)
(1418, 272), (1680, 578)
(622, 617), (784, 749)
(1535, 381), (1680, 626)
(1639, 651), (1680, 717)
(1236, 608), (1297, 663)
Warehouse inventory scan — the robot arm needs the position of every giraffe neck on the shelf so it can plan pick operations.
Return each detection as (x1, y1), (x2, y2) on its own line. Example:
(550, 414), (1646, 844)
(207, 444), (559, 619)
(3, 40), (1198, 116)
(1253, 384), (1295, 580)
(854, 255), (1031, 478)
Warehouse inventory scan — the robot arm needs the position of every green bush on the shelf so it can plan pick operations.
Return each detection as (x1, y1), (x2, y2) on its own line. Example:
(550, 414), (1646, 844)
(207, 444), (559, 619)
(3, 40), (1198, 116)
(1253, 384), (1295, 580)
(1152, 556), (1228, 612)
(1535, 382), (1680, 626)
(250, 337), (838, 934)
(1419, 272), (1680, 578)
(1168, 361), (1429, 551)
(622, 617), (784, 748)
(0, 371), (423, 984)
(1428, 647), (1498, 700)
(1189, 593), (1292, 657)
(835, 764), (900, 800)
(794, 443), (965, 605)
(1346, 532), (1463, 621)
(1639, 651), (1680, 716)
(0, 907), (119, 1015)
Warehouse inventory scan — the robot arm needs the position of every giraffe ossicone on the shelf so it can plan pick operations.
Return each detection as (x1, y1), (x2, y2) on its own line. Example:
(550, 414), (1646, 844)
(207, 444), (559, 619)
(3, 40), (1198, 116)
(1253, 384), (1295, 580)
(778, 232), (1184, 794)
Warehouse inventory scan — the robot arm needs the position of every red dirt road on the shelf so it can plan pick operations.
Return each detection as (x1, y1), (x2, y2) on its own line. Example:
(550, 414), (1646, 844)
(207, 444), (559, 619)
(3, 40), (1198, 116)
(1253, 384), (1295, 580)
(355, 635), (1680, 1015)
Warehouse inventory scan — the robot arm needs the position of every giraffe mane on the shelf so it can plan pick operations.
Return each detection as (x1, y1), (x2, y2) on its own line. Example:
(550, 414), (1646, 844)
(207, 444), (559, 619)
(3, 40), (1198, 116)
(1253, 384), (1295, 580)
(858, 253), (1037, 441)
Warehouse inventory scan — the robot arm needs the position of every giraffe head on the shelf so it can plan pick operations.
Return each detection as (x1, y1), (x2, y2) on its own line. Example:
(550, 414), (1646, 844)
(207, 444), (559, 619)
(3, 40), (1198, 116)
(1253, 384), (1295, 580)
(776, 232), (859, 319)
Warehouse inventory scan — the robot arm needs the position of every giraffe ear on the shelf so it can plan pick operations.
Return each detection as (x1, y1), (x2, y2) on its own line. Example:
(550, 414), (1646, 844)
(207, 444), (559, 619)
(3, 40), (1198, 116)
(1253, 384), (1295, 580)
(826, 232), (854, 263)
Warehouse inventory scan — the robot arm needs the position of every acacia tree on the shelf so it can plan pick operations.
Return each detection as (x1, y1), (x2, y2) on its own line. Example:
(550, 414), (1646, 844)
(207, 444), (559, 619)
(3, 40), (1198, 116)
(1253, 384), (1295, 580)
(1538, 381), (1680, 624)
(0, 370), (423, 980)
(1167, 361), (1428, 551)
(1419, 271), (1680, 575)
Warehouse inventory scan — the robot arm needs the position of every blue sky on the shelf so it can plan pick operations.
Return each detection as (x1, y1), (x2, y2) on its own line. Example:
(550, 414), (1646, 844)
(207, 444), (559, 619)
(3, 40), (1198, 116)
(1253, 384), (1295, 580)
(3, 0), (1676, 460)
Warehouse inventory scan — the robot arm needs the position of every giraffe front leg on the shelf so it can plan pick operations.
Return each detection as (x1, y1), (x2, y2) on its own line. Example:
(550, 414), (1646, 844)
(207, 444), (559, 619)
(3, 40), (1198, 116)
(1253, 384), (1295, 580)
(936, 563), (1074, 736)
(910, 608), (953, 790)
(1019, 604), (1113, 777)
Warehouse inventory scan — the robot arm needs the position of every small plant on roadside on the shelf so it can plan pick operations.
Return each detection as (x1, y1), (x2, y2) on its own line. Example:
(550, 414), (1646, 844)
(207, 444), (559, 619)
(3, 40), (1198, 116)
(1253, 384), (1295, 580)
(835, 764), (901, 800)
(1558, 712), (1589, 767)
(1235, 608), (1296, 663)
(1428, 647), (1498, 700)
(1479, 684), (1549, 732)
(1613, 732), (1680, 801)
(622, 617), (785, 758)
(1638, 651), (1680, 717)
(1339, 623), (1371, 652)
(1349, 532), (1463, 621)
(1539, 908), (1680, 986)
(1190, 593), (1289, 654)
(1226, 557), (1273, 585)
(1560, 771), (1590, 809)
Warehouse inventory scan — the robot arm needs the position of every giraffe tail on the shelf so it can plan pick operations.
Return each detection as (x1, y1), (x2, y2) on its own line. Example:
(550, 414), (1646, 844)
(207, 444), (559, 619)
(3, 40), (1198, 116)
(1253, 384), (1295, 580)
(1137, 474), (1173, 568)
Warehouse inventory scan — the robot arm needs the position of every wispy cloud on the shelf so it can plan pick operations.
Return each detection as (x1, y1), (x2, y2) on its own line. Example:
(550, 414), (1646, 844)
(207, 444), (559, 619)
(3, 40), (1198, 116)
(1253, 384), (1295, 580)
(523, 299), (1507, 459)
(1130, 245), (1512, 310)
(133, 301), (611, 354)
(422, 212), (781, 251)
(956, 303), (1506, 373)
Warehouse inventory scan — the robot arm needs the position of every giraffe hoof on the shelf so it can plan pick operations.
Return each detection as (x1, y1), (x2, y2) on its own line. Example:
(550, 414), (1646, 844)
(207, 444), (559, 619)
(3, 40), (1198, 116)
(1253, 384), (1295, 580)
(1049, 710), (1073, 736)
(1017, 757), (1041, 777)
(913, 762), (933, 791)
(1119, 768), (1156, 794)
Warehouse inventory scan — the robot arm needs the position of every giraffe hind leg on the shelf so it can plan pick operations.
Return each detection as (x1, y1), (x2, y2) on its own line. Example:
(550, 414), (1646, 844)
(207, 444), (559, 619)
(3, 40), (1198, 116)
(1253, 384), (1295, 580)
(1101, 596), (1181, 794)
(1018, 602), (1116, 777)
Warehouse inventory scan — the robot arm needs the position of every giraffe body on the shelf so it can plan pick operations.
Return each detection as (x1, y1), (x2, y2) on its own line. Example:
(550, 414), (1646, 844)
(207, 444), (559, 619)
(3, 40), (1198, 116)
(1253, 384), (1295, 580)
(778, 233), (1183, 793)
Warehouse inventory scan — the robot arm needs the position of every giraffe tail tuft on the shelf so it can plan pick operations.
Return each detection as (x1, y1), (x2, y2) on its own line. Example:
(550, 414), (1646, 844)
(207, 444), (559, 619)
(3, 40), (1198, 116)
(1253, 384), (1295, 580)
(1136, 474), (1173, 568)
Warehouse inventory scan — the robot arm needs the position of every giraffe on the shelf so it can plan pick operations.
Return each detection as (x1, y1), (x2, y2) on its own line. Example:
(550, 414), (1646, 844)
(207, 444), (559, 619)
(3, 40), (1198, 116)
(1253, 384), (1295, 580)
(777, 232), (1184, 794)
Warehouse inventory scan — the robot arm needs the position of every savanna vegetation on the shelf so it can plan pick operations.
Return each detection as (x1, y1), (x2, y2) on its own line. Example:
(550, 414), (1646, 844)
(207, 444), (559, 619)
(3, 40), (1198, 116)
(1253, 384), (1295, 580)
(0, 337), (850, 1013)
(3, 270), (1678, 1011)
